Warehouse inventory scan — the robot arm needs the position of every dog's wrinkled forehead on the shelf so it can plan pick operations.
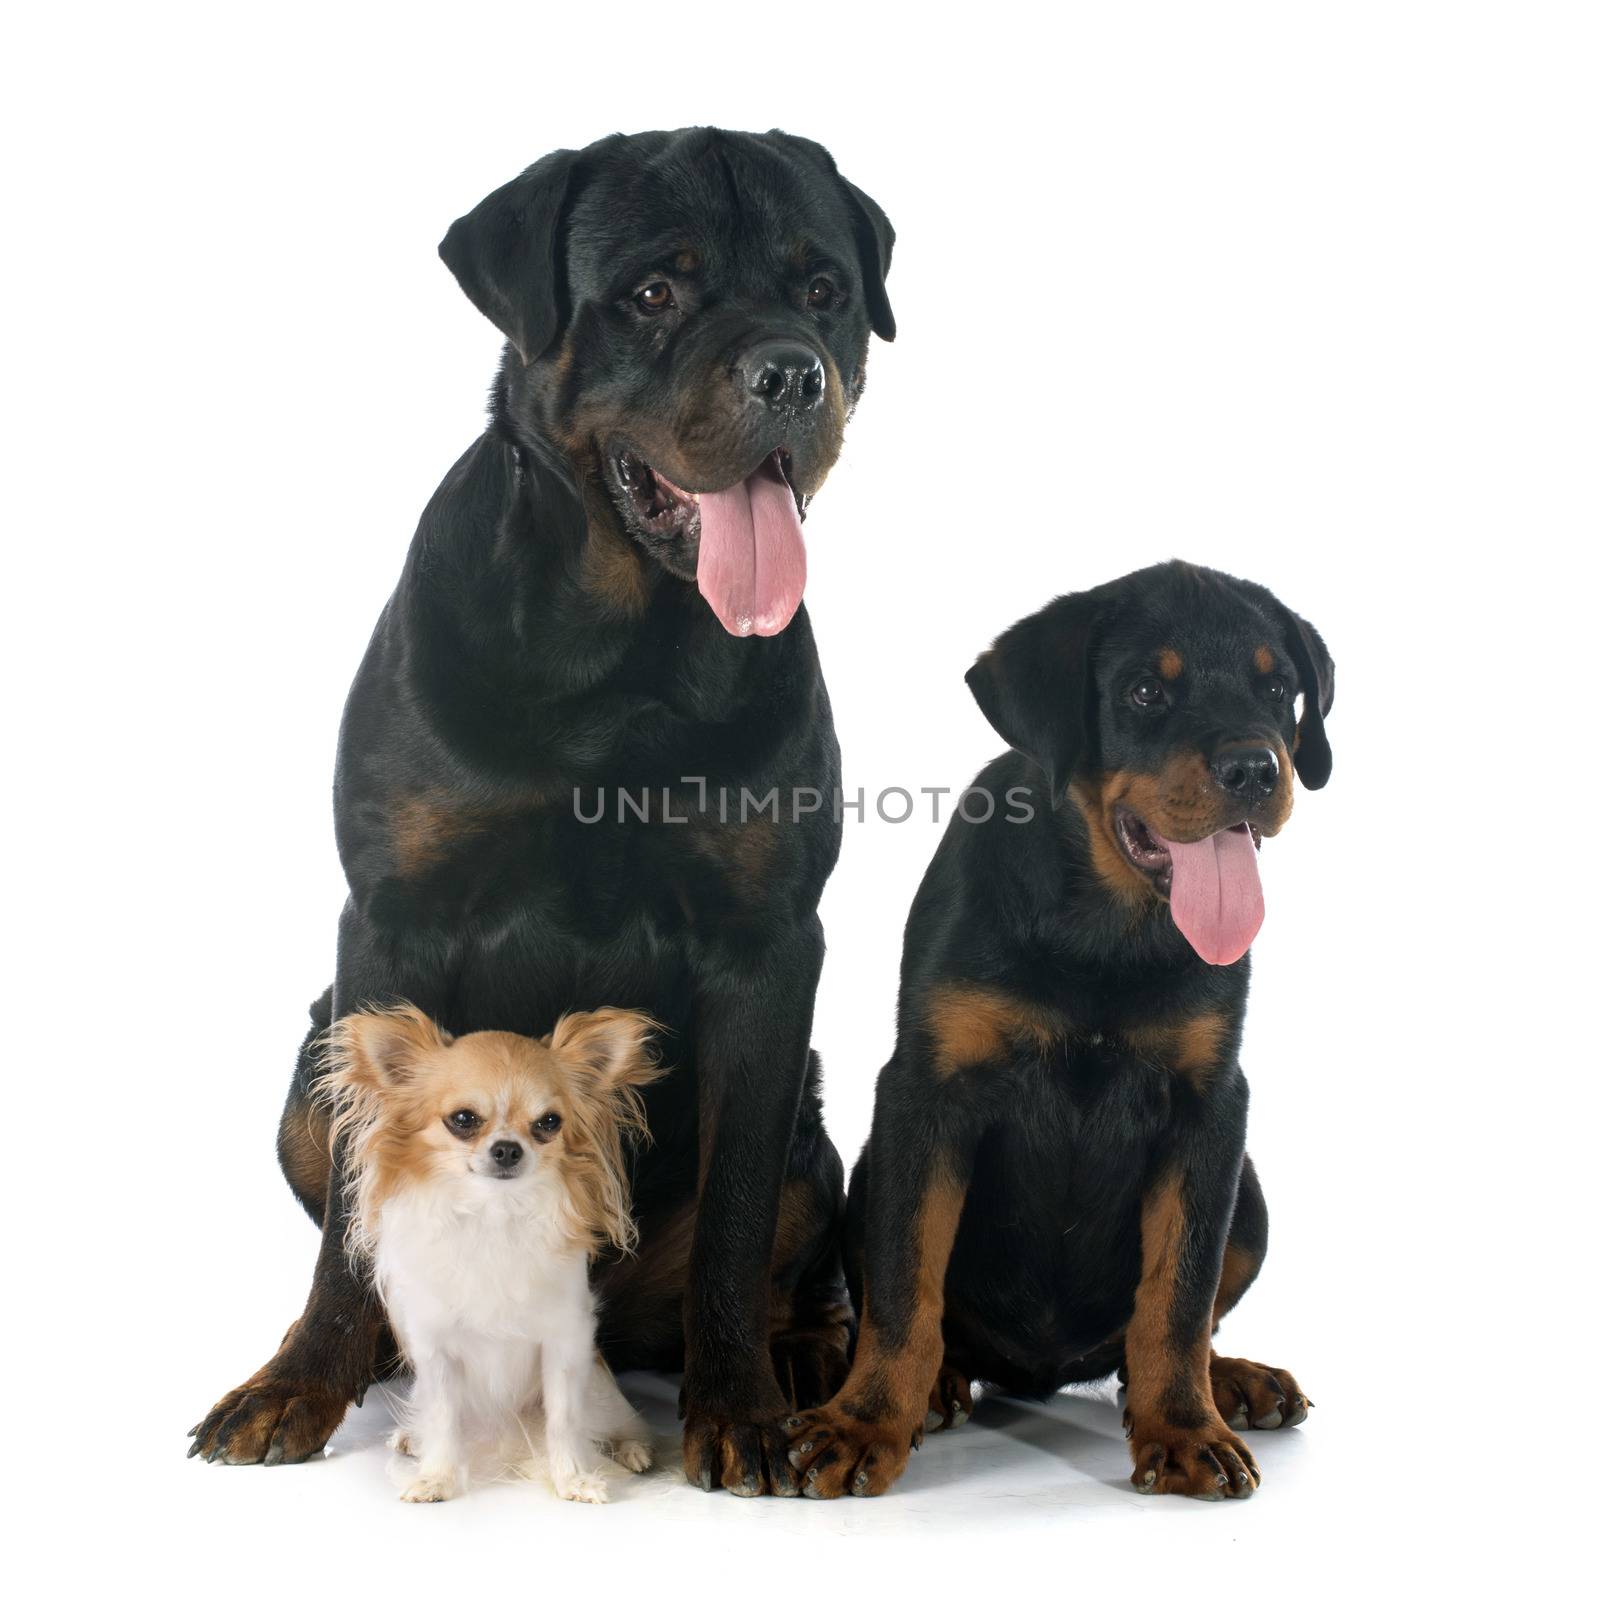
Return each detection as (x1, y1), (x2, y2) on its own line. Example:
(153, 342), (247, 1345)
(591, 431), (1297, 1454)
(1104, 573), (1301, 693)
(565, 133), (859, 301)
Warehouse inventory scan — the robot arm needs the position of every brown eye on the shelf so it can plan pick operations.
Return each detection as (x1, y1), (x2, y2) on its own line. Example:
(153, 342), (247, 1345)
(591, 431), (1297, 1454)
(634, 281), (674, 313)
(445, 1108), (482, 1138)
(1131, 678), (1167, 710)
(806, 277), (836, 310)
(531, 1111), (563, 1142)
(1264, 676), (1288, 704)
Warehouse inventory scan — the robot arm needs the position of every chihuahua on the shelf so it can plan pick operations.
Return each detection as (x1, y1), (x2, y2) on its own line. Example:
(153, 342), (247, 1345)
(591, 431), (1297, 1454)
(320, 1003), (661, 1503)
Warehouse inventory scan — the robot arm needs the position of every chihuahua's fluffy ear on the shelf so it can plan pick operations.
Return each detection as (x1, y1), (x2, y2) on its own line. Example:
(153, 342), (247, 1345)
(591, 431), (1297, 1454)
(328, 1004), (452, 1089)
(547, 1008), (662, 1096)
(545, 1008), (664, 1257)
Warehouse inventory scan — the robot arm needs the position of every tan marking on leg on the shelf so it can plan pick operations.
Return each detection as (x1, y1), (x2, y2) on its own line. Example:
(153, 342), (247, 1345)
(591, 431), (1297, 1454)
(1213, 1241), (1261, 1326)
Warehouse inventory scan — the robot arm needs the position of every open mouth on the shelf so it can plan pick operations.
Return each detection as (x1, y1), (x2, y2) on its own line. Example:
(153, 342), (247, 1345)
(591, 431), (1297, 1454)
(611, 448), (803, 543)
(1112, 808), (1261, 896)
(1112, 807), (1266, 967)
(608, 446), (811, 638)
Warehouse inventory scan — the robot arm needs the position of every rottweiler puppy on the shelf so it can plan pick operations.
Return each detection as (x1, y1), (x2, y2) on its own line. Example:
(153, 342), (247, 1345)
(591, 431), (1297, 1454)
(189, 127), (895, 1496)
(783, 561), (1333, 1500)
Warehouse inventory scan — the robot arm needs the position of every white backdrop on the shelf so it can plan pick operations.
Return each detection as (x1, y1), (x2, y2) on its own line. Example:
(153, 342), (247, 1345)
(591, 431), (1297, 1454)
(6, 3), (1592, 1593)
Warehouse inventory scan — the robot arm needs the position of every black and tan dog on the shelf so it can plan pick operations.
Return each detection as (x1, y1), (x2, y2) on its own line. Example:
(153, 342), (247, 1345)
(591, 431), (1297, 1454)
(783, 561), (1333, 1500)
(189, 127), (894, 1495)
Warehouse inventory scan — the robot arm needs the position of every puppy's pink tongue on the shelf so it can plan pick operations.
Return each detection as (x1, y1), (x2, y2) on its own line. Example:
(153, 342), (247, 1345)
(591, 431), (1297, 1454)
(1152, 824), (1265, 966)
(695, 453), (806, 637)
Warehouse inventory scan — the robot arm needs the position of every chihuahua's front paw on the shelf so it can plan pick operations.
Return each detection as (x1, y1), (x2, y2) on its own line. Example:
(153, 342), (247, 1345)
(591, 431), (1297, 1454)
(612, 1438), (653, 1474)
(555, 1469), (610, 1504)
(387, 1427), (415, 1457)
(400, 1470), (459, 1503)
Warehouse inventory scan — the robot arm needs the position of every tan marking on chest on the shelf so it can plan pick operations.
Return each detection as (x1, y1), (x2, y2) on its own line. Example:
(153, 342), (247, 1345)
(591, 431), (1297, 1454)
(1123, 1011), (1229, 1081)
(923, 982), (1064, 1077)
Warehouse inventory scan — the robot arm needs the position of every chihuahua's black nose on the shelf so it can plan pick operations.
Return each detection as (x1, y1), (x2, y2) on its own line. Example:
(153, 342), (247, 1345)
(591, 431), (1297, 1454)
(739, 340), (826, 413)
(489, 1139), (523, 1169)
(1210, 745), (1279, 803)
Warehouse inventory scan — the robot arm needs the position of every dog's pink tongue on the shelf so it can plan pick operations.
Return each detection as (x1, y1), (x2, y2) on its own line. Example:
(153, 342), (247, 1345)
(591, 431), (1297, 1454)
(695, 454), (806, 637)
(1153, 825), (1265, 966)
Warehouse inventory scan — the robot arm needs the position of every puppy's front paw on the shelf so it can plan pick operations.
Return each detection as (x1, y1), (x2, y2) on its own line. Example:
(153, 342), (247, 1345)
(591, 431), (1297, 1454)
(612, 1439), (653, 1474)
(1210, 1355), (1311, 1430)
(556, 1470), (610, 1504)
(400, 1471), (459, 1503)
(1125, 1415), (1259, 1500)
(782, 1407), (916, 1499)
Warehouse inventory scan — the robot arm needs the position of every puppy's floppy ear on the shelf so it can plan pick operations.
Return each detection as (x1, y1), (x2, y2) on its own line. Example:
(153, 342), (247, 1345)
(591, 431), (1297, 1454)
(547, 1008), (664, 1097)
(328, 1004), (452, 1089)
(1275, 604), (1335, 790)
(439, 148), (579, 363)
(769, 132), (895, 341)
(965, 595), (1098, 806)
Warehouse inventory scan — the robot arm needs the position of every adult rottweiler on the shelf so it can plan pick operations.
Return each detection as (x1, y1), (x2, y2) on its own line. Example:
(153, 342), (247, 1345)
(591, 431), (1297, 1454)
(189, 127), (894, 1496)
(783, 561), (1332, 1499)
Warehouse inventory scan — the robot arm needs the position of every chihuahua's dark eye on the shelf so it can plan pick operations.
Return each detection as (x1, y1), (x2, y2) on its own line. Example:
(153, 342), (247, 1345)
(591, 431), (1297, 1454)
(1264, 676), (1288, 704)
(445, 1108), (482, 1138)
(531, 1111), (563, 1142)
(634, 281), (674, 314)
(806, 276), (837, 310)
(1130, 678), (1168, 710)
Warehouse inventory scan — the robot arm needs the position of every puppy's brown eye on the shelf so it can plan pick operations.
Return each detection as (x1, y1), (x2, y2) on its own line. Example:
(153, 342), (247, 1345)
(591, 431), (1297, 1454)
(531, 1111), (563, 1142)
(1130, 678), (1167, 709)
(634, 281), (674, 313)
(1264, 677), (1288, 704)
(806, 277), (836, 310)
(446, 1108), (482, 1138)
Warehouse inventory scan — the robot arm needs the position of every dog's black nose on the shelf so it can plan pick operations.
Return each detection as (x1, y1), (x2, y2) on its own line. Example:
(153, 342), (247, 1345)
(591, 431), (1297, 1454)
(738, 341), (826, 413)
(1210, 745), (1279, 802)
(489, 1140), (523, 1168)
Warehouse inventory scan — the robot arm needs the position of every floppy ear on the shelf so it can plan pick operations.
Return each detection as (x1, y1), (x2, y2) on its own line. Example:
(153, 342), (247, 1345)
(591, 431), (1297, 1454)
(965, 596), (1097, 806)
(840, 176), (896, 342)
(547, 1008), (664, 1098)
(1276, 606), (1335, 790)
(769, 132), (895, 341)
(326, 1004), (452, 1090)
(438, 148), (578, 363)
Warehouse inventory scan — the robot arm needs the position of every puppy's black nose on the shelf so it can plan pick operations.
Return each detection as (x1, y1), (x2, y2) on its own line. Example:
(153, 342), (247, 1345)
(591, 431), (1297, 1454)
(489, 1140), (523, 1168)
(738, 341), (825, 413)
(1210, 745), (1279, 802)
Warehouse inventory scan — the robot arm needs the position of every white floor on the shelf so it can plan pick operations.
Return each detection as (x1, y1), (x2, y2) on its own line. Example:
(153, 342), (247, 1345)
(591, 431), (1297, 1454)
(83, 1358), (1546, 1598)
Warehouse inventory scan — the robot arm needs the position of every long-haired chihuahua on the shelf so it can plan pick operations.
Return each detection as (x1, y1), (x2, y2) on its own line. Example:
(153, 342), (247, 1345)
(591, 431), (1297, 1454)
(320, 1003), (662, 1503)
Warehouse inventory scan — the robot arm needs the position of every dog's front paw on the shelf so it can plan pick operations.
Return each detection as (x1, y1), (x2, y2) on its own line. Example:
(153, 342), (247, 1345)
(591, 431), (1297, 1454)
(782, 1406), (917, 1499)
(611, 1438), (653, 1474)
(387, 1427), (415, 1457)
(401, 1471), (459, 1503)
(1125, 1415), (1259, 1500)
(681, 1409), (797, 1497)
(1210, 1355), (1311, 1430)
(555, 1470), (610, 1504)
(188, 1372), (350, 1466)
